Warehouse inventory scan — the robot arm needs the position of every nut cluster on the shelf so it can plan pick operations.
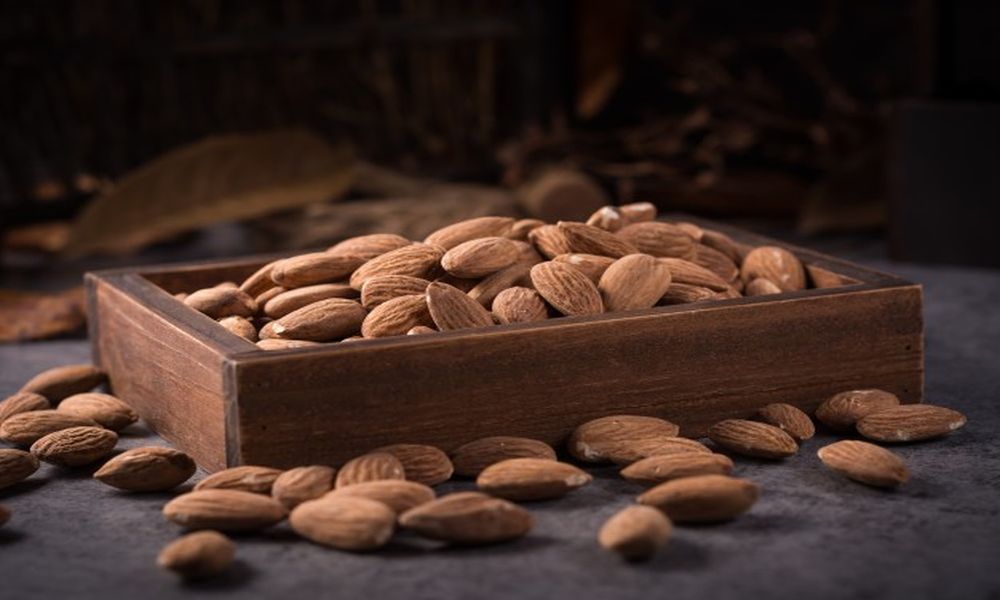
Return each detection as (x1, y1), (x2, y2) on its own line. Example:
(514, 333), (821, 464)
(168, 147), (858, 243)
(175, 204), (817, 348)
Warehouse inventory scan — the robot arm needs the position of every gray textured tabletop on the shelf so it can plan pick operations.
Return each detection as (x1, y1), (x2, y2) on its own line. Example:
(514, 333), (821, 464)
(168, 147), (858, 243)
(2, 230), (999, 600)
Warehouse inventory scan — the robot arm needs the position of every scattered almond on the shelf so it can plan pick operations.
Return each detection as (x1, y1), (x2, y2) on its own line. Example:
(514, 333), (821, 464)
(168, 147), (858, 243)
(19, 364), (106, 402)
(569, 415), (681, 464)
(399, 491), (533, 544)
(373, 443), (453, 486)
(451, 436), (557, 477)
(0, 410), (100, 446)
(163, 489), (288, 531)
(621, 453), (734, 486)
(817, 440), (909, 488)
(158, 531), (236, 579)
(271, 465), (337, 508)
(815, 389), (901, 430)
(598, 505), (672, 561)
(756, 403), (815, 441)
(600, 437), (713, 466)
(530, 261), (604, 316)
(741, 246), (806, 292)
(425, 282), (495, 331)
(707, 419), (798, 459)
(477, 458), (591, 501)
(638, 474), (759, 523)
(492, 287), (549, 324)
(57, 392), (138, 431)
(290, 496), (396, 551)
(94, 446), (196, 492)
(0, 391), (50, 425)
(0, 448), (40, 490)
(31, 425), (118, 467)
(598, 254), (673, 312)
(194, 465), (283, 494)
(325, 479), (435, 514)
(856, 404), (967, 443)
(336, 452), (405, 488)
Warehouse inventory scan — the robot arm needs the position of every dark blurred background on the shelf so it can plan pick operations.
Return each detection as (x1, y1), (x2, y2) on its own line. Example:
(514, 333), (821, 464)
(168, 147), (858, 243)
(1, 0), (999, 339)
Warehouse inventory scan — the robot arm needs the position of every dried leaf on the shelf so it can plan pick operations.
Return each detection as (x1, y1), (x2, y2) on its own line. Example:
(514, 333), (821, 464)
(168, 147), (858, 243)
(64, 130), (354, 256)
(0, 287), (85, 342)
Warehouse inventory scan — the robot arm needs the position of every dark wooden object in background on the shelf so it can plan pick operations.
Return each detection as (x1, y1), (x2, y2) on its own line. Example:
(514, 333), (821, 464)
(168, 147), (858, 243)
(86, 219), (923, 472)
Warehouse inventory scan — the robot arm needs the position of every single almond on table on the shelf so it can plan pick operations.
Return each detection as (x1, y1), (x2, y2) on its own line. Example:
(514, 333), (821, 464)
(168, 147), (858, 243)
(600, 436), (713, 466)
(328, 233), (412, 259)
(528, 224), (573, 259)
(598, 254), (673, 312)
(20, 363), (106, 402)
(558, 221), (638, 258)
(163, 489), (288, 531)
(31, 425), (118, 467)
(745, 277), (782, 296)
(271, 465), (337, 508)
(0, 391), (50, 425)
(290, 496), (396, 551)
(507, 218), (545, 241)
(256, 338), (321, 351)
(451, 436), (557, 477)
(740, 246), (806, 292)
(336, 452), (405, 488)
(615, 222), (695, 259)
(530, 261), (604, 316)
(707, 419), (798, 459)
(373, 443), (454, 486)
(259, 298), (367, 342)
(399, 491), (533, 545)
(638, 474), (759, 523)
(218, 316), (258, 341)
(263, 283), (358, 318)
(693, 243), (740, 282)
(621, 453), (734, 486)
(425, 282), (495, 331)
(659, 283), (718, 305)
(184, 287), (257, 319)
(349, 243), (446, 290)
(817, 440), (909, 488)
(57, 392), (138, 431)
(856, 404), (967, 443)
(238, 260), (280, 297)
(492, 287), (549, 324)
(361, 294), (433, 338)
(325, 479), (436, 515)
(618, 202), (657, 223)
(94, 446), (196, 492)
(815, 389), (901, 430)
(194, 465), (283, 494)
(586, 205), (624, 232)
(360, 275), (431, 309)
(598, 505), (672, 561)
(158, 531), (236, 579)
(551, 253), (615, 283)
(441, 237), (520, 278)
(476, 458), (592, 501)
(0, 410), (100, 446)
(756, 403), (815, 441)
(270, 252), (366, 289)
(0, 448), (40, 490)
(569, 415), (681, 464)
(659, 258), (731, 291)
(424, 216), (516, 249)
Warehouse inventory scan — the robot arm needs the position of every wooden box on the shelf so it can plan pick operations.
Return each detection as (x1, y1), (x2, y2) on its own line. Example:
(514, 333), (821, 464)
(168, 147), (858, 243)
(85, 220), (924, 472)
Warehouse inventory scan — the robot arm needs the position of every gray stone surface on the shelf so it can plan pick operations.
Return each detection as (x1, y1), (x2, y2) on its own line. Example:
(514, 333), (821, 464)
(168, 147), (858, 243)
(1, 234), (999, 600)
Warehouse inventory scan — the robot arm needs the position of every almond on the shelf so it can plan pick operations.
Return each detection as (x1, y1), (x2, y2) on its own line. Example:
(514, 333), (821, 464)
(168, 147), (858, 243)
(57, 392), (138, 431)
(271, 465), (337, 508)
(476, 458), (591, 501)
(194, 465), (283, 494)
(163, 489), (288, 531)
(701, 229), (751, 263)
(372, 443), (454, 486)
(20, 363), (106, 401)
(31, 426), (118, 466)
(618, 201), (657, 223)
(659, 283), (718, 305)
(745, 277), (782, 296)
(360, 275), (430, 309)
(218, 316), (258, 341)
(271, 252), (365, 289)
(740, 246), (806, 292)
(558, 221), (638, 258)
(817, 440), (909, 488)
(0, 448), (40, 490)
(399, 491), (532, 544)
(328, 233), (412, 259)
(598, 254), (673, 311)
(441, 237), (520, 278)
(451, 436), (557, 477)
(325, 479), (435, 514)
(673, 221), (704, 241)
(184, 287), (257, 319)
(350, 243), (446, 290)
(256, 338), (321, 351)
(638, 474), (759, 523)
(600, 437), (713, 466)
(707, 419), (798, 459)
(586, 206), (625, 232)
(336, 452), (405, 488)
(361, 294), (433, 338)
(263, 283), (358, 318)
(620, 453), (734, 486)
(424, 216), (516, 249)
(158, 531), (235, 579)
(530, 261), (604, 316)
(507, 218), (545, 241)
(238, 260), (280, 297)
(815, 389), (901, 430)
(260, 298), (366, 342)
(0, 410), (100, 446)
(528, 224), (572, 259)
(659, 258), (731, 291)
(0, 391), (50, 425)
(693, 243), (740, 282)
(290, 496), (396, 551)
(598, 505), (672, 561)
(569, 415), (681, 464)
(756, 403), (815, 441)
(407, 325), (437, 335)
(615, 222), (695, 259)
(492, 287), (549, 324)
(93, 446), (197, 492)
(425, 282), (495, 331)
(856, 404), (967, 442)
(552, 253), (615, 283)
(467, 256), (537, 307)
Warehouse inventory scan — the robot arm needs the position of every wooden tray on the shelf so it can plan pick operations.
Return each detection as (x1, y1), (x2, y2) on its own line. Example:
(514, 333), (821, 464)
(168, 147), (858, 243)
(85, 220), (924, 472)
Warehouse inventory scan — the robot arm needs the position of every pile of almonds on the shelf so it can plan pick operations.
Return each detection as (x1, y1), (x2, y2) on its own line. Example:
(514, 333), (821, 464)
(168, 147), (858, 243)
(0, 362), (968, 577)
(174, 204), (815, 348)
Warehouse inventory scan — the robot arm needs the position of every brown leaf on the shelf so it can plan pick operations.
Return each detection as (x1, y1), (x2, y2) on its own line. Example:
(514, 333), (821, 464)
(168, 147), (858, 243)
(0, 287), (85, 342)
(64, 130), (354, 256)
